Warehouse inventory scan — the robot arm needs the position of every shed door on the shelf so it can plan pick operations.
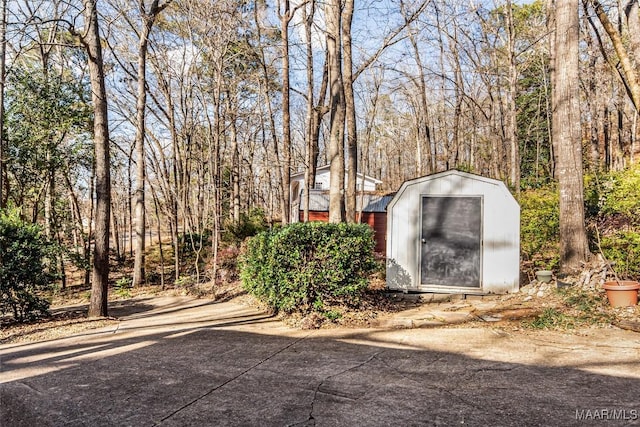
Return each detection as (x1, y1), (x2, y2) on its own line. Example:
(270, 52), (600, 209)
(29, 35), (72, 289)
(420, 196), (482, 288)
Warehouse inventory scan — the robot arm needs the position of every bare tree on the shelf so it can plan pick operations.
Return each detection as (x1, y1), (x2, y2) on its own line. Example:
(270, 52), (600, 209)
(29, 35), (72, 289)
(132, 0), (172, 287)
(587, 0), (640, 112)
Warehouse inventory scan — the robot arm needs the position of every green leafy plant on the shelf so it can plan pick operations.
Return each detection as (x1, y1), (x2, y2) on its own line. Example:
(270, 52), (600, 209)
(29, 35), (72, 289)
(596, 164), (640, 220)
(525, 307), (573, 329)
(0, 209), (56, 321)
(323, 309), (343, 321)
(114, 277), (132, 299)
(174, 275), (195, 287)
(223, 208), (269, 244)
(239, 222), (377, 315)
(519, 185), (560, 271)
(599, 231), (640, 278)
(586, 166), (640, 279)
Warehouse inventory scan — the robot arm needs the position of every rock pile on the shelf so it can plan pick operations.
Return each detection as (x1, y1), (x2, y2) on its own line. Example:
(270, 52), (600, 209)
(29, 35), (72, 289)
(517, 254), (615, 299)
(557, 254), (617, 291)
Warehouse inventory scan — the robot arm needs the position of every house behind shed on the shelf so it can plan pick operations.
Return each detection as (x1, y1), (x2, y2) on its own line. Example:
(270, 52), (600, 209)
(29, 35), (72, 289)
(294, 192), (392, 255)
(386, 170), (520, 294)
(290, 166), (390, 255)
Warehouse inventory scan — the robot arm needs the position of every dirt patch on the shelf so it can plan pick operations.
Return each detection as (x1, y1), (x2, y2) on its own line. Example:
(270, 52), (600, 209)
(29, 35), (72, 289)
(0, 311), (117, 345)
(3, 276), (640, 345)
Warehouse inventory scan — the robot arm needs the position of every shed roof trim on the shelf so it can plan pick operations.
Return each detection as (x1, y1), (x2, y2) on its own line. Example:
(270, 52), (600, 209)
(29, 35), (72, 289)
(388, 170), (517, 211)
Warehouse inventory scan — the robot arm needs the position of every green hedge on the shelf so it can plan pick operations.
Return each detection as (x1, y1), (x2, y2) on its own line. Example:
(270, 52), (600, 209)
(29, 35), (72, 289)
(0, 209), (55, 321)
(240, 222), (377, 314)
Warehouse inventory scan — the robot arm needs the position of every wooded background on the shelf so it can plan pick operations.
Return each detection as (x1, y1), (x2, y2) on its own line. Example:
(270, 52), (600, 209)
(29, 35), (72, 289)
(0, 0), (638, 316)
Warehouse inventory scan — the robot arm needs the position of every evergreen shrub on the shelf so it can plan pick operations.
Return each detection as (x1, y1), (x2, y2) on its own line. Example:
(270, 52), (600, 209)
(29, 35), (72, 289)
(0, 209), (55, 321)
(587, 165), (640, 278)
(519, 185), (560, 270)
(240, 222), (377, 314)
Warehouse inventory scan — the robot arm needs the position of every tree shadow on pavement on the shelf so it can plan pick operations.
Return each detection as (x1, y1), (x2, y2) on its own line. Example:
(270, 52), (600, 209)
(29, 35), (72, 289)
(1, 312), (639, 427)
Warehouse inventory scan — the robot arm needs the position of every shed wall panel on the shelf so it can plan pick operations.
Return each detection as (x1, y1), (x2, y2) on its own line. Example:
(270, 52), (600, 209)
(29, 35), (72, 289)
(387, 171), (520, 294)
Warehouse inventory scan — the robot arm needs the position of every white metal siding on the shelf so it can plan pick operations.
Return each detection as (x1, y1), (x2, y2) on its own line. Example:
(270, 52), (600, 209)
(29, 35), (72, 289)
(387, 171), (520, 294)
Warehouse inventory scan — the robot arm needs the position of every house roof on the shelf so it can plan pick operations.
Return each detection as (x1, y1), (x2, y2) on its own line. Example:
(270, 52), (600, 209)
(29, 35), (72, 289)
(291, 165), (383, 184)
(301, 192), (393, 213)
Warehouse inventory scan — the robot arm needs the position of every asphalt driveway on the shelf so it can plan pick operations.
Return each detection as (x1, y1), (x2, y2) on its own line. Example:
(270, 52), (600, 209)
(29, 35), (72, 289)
(1, 296), (639, 426)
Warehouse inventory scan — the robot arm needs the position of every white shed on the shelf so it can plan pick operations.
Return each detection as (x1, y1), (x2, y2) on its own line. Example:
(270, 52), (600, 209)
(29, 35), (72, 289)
(386, 170), (520, 294)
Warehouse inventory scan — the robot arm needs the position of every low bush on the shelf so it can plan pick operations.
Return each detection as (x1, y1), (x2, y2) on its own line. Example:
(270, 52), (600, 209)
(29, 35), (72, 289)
(595, 164), (640, 221)
(586, 166), (640, 278)
(0, 209), (56, 321)
(239, 222), (377, 315)
(223, 208), (269, 244)
(599, 231), (640, 279)
(519, 185), (560, 271)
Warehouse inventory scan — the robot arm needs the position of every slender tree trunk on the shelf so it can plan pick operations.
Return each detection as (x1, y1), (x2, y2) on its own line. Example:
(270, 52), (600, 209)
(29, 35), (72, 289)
(0, 0), (6, 209)
(281, 0), (292, 224)
(547, 0), (558, 178)
(342, 0), (357, 223)
(506, 0), (520, 192)
(151, 185), (165, 289)
(83, 0), (111, 318)
(305, 63), (329, 221)
(133, 0), (170, 286)
(554, 0), (590, 274)
(133, 32), (148, 286)
(326, 0), (345, 223)
(582, 5), (602, 170)
(303, 0), (315, 223)
(111, 204), (121, 261)
(226, 93), (241, 224)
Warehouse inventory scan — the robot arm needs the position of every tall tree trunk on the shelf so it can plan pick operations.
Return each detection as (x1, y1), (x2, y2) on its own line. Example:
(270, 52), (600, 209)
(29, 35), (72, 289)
(506, 0), (520, 192)
(226, 92), (240, 224)
(132, 29), (148, 286)
(343, 0), (357, 223)
(303, 0), (316, 223)
(305, 63), (329, 221)
(326, 0), (345, 223)
(281, 0), (292, 224)
(83, 0), (111, 318)
(554, 0), (590, 274)
(133, 1), (171, 287)
(582, 5), (602, 170)
(0, 0), (6, 209)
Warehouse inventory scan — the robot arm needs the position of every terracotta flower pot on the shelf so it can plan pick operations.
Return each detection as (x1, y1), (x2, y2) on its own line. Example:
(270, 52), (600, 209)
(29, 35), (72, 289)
(602, 281), (640, 307)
